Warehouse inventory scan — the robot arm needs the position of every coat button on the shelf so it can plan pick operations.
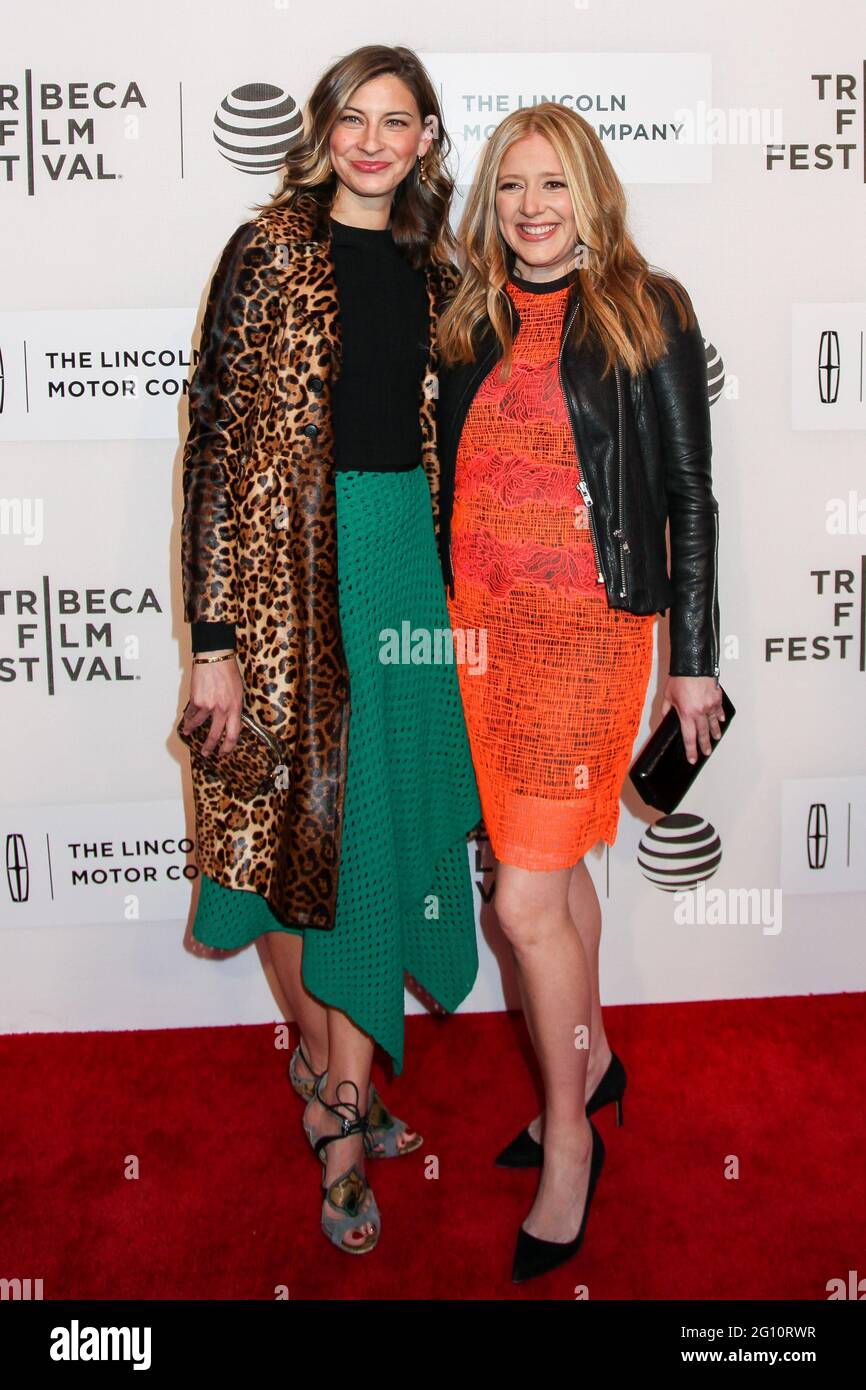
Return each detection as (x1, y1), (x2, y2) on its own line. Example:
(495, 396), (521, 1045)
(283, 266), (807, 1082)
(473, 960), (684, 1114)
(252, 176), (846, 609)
(309, 377), (323, 394)
(303, 423), (318, 438)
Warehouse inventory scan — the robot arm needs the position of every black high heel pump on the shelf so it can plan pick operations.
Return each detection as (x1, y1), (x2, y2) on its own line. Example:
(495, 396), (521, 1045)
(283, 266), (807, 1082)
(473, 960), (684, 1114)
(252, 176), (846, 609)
(512, 1119), (605, 1283)
(495, 1050), (625, 1169)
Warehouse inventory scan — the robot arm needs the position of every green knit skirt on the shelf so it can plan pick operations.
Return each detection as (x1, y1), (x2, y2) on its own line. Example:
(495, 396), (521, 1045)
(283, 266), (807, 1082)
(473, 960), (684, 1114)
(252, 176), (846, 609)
(191, 463), (482, 1074)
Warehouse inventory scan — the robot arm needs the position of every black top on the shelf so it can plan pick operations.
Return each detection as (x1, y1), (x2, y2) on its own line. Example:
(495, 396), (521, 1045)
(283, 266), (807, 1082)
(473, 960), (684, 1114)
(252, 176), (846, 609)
(507, 266), (579, 295)
(190, 215), (431, 654)
(329, 214), (430, 471)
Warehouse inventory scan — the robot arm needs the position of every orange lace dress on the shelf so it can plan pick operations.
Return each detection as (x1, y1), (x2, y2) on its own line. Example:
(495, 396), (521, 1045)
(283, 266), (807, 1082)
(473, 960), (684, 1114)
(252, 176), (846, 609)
(446, 271), (656, 871)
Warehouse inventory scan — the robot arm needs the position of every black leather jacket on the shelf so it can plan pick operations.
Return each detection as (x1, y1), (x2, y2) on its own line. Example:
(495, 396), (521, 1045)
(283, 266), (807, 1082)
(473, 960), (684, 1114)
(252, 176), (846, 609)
(436, 277), (720, 678)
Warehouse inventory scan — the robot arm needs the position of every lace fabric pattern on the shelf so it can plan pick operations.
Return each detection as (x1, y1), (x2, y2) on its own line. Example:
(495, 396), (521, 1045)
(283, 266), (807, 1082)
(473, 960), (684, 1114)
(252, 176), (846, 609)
(448, 279), (655, 871)
(450, 524), (602, 600)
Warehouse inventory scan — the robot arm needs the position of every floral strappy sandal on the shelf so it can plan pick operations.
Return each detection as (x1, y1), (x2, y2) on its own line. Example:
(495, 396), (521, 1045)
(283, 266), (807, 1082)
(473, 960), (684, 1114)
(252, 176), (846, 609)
(288, 1040), (423, 1159)
(303, 1077), (381, 1255)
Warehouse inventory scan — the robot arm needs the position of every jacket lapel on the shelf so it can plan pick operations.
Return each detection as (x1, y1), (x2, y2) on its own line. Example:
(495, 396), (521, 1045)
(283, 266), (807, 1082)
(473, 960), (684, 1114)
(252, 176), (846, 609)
(269, 203), (343, 370)
(269, 202), (452, 381)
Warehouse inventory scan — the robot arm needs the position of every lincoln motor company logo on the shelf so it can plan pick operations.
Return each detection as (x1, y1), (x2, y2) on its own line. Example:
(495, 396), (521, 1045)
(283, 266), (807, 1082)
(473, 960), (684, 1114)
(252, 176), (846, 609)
(818, 330), (841, 404)
(6, 832), (29, 904)
(807, 803), (829, 870)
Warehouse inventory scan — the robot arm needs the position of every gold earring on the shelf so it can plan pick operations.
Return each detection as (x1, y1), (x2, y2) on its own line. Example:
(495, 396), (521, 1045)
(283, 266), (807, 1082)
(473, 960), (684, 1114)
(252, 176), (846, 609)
(417, 151), (429, 185)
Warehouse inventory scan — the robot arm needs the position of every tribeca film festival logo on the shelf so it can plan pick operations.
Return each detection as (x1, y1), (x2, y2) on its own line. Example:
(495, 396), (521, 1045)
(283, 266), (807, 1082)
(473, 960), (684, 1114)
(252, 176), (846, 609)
(672, 64), (866, 167)
(0, 579), (162, 692)
(765, 69), (864, 172)
(0, 69), (305, 193)
(765, 559), (866, 668)
(0, 72), (145, 193)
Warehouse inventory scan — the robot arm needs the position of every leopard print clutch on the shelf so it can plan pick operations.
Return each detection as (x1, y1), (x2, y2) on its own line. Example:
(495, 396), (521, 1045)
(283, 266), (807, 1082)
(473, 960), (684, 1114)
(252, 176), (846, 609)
(177, 705), (287, 801)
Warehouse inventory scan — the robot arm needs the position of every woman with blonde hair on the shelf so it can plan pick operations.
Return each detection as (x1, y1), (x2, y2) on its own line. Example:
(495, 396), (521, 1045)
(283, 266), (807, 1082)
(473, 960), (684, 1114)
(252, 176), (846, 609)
(180, 45), (480, 1256)
(437, 103), (723, 1281)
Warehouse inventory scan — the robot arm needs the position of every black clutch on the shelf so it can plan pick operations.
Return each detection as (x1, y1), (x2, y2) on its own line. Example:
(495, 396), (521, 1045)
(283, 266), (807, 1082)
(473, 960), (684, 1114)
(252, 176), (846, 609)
(628, 686), (736, 814)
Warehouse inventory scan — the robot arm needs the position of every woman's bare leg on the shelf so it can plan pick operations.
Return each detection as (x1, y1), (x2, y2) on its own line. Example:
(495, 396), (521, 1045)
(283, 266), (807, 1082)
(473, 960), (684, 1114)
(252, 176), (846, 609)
(304, 1006), (378, 1250)
(263, 931), (418, 1156)
(495, 861), (594, 1242)
(263, 935), (393, 1248)
(516, 856), (612, 1145)
(263, 931), (329, 1073)
(567, 857), (613, 1091)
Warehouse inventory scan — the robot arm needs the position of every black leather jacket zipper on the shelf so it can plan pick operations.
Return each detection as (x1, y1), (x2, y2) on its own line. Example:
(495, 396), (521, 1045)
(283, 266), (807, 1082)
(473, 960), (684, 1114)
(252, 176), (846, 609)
(711, 510), (720, 679)
(612, 363), (630, 602)
(557, 296), (606, 590)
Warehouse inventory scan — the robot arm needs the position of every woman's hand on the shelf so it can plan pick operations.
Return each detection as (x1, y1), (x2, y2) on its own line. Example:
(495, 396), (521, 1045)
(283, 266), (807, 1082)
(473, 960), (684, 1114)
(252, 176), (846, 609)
(661, 675), (725, 764)
(182, 650), (244, 757)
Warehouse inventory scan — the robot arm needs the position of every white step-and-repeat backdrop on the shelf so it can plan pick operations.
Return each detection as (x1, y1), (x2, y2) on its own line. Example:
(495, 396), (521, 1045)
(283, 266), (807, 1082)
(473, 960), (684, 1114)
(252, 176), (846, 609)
(1, 0), (863, 1032)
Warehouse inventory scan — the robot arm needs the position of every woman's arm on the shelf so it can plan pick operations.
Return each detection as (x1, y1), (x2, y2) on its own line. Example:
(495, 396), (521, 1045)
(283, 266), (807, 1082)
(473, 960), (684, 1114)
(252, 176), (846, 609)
(180, 217), (284, 629)
(648, 282), (724, 760)
(647, 282), (720, 681)
(180, 217), (283, 753)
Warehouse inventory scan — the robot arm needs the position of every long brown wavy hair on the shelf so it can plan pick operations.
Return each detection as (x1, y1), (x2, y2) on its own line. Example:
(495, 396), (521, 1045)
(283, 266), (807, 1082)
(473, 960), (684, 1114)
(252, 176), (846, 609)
(438, 102), (695, 379)
(252, 45), (456, 271)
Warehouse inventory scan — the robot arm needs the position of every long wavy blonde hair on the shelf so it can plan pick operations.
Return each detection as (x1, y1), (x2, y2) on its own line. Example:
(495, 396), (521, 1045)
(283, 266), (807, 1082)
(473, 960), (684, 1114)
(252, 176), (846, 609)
(438, 103), (694, 379)
(252, 45), (456, 272)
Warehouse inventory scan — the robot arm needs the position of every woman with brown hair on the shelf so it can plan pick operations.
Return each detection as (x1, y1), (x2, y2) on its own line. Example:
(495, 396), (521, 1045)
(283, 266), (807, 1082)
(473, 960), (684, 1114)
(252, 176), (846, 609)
(180, 46), (480, 1256)
(436, 103), (724, 1281)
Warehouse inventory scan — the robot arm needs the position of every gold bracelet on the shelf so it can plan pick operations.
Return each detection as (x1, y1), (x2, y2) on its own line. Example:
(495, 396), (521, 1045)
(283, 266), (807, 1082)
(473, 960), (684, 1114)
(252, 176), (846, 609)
(192, 652), (236, 664)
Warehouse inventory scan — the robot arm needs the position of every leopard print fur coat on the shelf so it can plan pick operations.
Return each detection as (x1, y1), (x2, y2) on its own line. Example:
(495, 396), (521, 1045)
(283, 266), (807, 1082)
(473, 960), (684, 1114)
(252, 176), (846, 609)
(180, 195), (459, 929)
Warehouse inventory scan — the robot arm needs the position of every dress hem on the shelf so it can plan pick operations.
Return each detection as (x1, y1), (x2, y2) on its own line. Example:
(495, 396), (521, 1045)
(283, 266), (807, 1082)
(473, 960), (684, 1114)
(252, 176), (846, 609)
(486, 815), (621, 872)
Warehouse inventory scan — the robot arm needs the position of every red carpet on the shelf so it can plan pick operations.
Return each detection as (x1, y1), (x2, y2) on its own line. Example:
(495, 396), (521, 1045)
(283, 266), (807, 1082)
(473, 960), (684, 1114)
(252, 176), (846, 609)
(1, 995), (863, 1301)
